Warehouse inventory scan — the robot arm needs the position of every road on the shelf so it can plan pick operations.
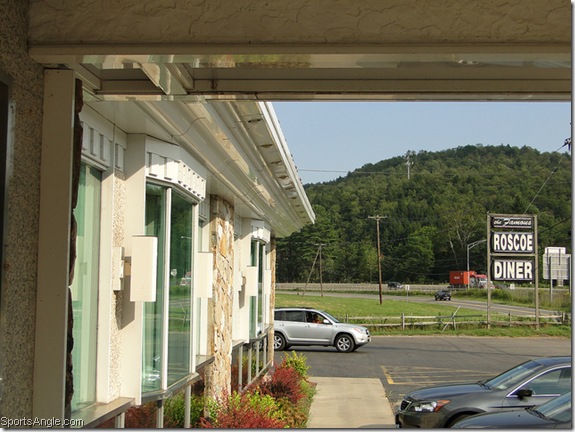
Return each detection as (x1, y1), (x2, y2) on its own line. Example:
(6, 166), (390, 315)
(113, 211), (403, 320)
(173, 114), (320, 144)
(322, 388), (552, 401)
(274, 335), (571, 411)
(276, 290), (561, 316)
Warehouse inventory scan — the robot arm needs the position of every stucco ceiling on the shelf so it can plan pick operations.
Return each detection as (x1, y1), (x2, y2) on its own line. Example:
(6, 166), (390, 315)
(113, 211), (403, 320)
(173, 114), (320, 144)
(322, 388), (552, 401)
(29, 0), (571, 101)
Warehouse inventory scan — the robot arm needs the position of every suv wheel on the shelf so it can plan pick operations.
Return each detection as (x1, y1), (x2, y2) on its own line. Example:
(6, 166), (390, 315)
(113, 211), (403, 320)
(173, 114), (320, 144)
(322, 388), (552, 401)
(335, 334), (355, 353)
(274, 333), (287, 351)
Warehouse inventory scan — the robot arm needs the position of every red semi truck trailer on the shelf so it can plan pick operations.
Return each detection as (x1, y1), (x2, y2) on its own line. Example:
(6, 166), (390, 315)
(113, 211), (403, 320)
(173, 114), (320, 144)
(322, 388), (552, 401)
(449, 271), (487, 288)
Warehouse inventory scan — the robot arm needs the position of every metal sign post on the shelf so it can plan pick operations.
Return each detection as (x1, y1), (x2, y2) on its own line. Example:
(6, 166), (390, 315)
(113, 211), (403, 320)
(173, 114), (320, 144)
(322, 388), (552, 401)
(486, 214), (491, 328)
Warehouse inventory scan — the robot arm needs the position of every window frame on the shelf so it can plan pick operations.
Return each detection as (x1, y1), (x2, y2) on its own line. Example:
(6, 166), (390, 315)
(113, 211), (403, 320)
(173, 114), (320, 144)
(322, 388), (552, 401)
(70, 161), (103, 412)
(142, 180), (198, 396)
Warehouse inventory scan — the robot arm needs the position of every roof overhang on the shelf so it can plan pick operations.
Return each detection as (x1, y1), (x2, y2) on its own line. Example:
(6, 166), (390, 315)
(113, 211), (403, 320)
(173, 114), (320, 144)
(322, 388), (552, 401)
(33, 44), (570, 101)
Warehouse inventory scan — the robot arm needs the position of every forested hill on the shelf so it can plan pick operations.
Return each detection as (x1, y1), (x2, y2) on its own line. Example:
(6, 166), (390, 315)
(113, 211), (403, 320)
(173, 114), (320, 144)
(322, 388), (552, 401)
(277, 144), (572, 284)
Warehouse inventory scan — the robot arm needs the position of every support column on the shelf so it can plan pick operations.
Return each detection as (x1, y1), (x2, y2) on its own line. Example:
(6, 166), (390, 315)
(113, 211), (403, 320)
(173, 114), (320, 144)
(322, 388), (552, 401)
(33, 69), (76, 420)
(268, 237), (276, 366)
(206, 195), (234, 399)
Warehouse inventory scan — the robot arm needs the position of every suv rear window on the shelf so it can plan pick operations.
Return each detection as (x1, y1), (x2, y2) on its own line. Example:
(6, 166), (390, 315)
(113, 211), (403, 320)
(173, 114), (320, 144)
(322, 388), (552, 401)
(285, 310), (306, 322)
(275, 310), (307, 322)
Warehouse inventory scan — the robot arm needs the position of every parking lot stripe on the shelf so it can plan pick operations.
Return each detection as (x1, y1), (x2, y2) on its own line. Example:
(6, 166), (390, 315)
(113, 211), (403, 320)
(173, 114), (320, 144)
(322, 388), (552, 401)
(381, 365), (493, 386)
(382, 368), (395, 384)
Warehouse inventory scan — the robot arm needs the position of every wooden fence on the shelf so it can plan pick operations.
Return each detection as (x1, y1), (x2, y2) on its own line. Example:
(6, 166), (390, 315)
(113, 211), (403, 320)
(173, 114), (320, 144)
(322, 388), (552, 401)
(343, 307), (569, 331)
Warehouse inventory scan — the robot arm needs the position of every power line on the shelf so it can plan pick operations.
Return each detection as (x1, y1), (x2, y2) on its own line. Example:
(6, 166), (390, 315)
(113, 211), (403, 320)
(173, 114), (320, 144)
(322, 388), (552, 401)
(298, 144), (571, 180)
(524, 144), (568, 214)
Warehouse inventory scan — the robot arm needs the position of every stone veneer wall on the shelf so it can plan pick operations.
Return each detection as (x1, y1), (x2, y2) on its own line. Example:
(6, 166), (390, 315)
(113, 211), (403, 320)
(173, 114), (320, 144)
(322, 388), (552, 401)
(0, 0), (45, 419)
(205, 195), (234, 398)
(268, 238), (276, 366)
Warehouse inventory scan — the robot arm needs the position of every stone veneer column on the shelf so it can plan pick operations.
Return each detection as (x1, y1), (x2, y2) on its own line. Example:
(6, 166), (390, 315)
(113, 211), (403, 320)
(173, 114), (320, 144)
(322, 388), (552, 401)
(205, 195), (234, 399)
(268, 237), (276, 366)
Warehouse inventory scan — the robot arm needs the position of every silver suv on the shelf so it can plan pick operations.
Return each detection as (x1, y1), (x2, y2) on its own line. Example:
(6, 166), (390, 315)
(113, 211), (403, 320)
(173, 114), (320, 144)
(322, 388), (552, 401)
(273, 307), (371, 353)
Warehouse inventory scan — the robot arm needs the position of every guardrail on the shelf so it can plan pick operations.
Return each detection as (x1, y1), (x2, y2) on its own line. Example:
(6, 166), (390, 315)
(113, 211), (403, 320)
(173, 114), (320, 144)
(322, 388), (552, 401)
(277, 282), (444, 292)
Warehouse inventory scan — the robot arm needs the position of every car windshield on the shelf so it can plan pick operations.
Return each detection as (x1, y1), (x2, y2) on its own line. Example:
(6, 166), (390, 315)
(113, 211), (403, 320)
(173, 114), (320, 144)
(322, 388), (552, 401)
(484, 359), (545, 391)
(530, 392), (572, 422)
(321, 311), (340, 323)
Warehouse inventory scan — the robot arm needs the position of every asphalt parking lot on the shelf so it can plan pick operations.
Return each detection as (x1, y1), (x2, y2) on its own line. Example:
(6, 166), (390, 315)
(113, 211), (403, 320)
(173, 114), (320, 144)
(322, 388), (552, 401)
(274, 335), (572, 410)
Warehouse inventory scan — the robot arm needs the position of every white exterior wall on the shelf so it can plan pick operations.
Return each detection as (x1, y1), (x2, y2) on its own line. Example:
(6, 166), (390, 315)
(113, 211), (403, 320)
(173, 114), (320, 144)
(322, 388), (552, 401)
(72, 105), (214, 412)
(79, 107), (128, 404)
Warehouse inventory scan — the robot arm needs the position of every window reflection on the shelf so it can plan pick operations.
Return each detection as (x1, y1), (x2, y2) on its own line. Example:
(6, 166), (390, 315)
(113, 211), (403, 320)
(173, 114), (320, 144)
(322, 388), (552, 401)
(168, 192), (193, 385)
(71, 163), (101, 411)
(143, 184), (166, 392)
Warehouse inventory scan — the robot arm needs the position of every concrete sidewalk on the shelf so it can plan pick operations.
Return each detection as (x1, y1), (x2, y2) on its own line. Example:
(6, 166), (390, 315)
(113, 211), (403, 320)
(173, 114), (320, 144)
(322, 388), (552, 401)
(307, 376), (396, 428)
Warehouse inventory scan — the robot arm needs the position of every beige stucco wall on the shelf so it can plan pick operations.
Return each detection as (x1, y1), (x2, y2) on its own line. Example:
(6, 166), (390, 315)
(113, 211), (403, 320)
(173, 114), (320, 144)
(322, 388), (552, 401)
(110, 169), (127, 399)
(0, 0), (44, 419)
(28, 0), (569, 45)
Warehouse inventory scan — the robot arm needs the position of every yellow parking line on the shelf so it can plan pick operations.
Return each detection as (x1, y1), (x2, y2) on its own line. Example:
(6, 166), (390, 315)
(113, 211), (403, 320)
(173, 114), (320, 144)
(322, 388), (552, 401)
(381, 365), (492, 386)
(382, 367), (395, 384)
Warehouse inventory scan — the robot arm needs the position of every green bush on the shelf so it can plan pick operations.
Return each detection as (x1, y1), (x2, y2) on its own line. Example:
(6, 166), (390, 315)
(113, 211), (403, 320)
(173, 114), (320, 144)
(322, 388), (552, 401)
(163, 392), (206, 428)
(282, 351), (310, 379)
(490, 289), (512, 301)
(276, 397), (309, 428)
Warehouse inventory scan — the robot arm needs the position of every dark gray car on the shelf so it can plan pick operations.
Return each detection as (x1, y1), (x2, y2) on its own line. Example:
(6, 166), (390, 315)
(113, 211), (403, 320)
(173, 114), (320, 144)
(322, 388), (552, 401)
(395, 356), (571, 428)
(435, 289), (452, 301)
(273, 307), (371, 353)
(452, 391), (572, 429)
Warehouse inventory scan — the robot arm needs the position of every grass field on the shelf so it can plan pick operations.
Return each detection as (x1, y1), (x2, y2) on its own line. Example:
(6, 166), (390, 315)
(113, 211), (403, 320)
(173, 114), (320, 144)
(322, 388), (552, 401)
(274, 293), (571, 338)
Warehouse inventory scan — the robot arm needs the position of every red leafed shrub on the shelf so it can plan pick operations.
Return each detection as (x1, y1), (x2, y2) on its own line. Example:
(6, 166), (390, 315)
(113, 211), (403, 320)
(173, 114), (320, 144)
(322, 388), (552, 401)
(123, 401), (157, 428)
(200, 392), (287, 429)
(256, 364), (305, 405)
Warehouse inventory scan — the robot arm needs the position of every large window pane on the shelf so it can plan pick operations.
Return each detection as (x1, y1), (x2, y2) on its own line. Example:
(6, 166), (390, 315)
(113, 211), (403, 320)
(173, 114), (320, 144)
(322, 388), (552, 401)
(249, 241), (265, 338)
(257, 243), (264, 334)
(71, 164), (101, 411)
(168, 192), (193, 385)
(142, 184), (166, 392)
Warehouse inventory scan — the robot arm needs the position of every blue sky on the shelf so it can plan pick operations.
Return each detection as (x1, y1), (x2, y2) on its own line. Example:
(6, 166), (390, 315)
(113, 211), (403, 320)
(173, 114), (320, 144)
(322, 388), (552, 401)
(272, 102), (572, 184)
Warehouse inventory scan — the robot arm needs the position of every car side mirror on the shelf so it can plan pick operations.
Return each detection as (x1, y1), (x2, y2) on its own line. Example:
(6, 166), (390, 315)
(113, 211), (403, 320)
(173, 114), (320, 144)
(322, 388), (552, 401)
(515, 388), (533, 399)
(323, 319), (330, 325)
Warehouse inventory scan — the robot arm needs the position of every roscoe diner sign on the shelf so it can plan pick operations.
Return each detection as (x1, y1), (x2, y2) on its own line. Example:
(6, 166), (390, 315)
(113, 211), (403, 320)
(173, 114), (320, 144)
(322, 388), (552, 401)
(488, 214), (536, 282)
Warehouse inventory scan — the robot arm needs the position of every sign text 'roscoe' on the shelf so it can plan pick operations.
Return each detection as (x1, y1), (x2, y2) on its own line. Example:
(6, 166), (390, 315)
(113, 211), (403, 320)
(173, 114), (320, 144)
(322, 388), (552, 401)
(491, 232), (534, 253)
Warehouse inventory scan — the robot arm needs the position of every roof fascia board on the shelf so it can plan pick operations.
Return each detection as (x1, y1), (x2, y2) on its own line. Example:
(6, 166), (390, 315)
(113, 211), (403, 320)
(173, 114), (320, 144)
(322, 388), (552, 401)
(204, 101), (315, 226)
(29, 43), (571, 62)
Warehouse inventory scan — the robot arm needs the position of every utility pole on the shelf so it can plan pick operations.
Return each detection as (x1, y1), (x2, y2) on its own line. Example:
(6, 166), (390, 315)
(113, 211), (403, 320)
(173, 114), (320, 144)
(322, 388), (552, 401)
(405, 151), (414, 180)
(368, 215), (387, 304)
(315, 243), (326, 297)
(303, 243), (325, 297)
